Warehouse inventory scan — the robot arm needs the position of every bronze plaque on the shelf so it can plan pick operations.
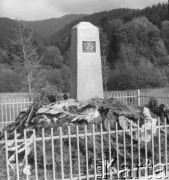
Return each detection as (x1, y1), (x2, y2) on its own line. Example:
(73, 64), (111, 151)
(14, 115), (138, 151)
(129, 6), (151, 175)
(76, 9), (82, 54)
(82, 41), (96, 53)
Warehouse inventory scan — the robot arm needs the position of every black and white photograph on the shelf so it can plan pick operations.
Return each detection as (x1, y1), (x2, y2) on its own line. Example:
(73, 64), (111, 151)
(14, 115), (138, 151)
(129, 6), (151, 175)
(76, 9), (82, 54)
(0, 0), (169, 179)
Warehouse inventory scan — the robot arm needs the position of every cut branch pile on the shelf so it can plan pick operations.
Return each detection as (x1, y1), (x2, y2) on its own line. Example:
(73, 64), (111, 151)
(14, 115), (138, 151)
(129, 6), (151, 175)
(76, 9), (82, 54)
(0, 98), (141, 140)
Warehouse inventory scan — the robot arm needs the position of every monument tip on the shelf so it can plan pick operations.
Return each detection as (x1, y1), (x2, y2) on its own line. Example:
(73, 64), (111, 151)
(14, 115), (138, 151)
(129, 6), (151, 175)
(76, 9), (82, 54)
(72, 22), (98, 29)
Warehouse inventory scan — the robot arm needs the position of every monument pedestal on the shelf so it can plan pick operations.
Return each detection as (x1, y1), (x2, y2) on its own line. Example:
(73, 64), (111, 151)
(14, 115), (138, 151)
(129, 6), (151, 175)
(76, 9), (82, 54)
(70, 22), (103, 101)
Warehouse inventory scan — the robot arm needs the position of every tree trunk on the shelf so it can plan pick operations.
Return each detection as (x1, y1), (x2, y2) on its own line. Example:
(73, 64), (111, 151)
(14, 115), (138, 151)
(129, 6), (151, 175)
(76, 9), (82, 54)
(28, 72), (32, 101)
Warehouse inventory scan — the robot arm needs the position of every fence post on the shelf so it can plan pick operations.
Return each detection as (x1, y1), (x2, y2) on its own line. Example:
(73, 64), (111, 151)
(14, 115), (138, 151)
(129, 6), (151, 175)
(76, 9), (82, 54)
(137, 89), (141, 106)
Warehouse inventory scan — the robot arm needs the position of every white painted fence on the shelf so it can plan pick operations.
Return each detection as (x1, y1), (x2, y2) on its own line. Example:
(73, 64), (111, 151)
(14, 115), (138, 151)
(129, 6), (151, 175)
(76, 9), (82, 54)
(1, 90), (169, 128)
(105, 90), (139, 105)
(105, 89), (169, 106)
(0, 98), (32, 129)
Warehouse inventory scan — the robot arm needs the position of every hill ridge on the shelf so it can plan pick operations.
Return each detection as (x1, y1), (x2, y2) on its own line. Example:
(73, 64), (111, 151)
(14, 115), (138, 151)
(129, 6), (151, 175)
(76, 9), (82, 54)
(20, 14), (87, 38)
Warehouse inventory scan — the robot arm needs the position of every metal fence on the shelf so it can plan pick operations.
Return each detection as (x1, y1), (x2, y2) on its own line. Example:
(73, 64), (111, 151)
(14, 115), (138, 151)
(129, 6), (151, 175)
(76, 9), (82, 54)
(105, 91), (138, 105)
(0, 98), (32, 129)
(0, 118), (168, 180)
(1, 90), (169, 128)
(105, 89), (169, 106)
(140, 92), (169, 106)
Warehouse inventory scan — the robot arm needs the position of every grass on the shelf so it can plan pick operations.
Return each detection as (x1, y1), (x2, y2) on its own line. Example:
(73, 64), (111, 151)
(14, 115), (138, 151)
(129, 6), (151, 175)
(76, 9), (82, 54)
(0, 93), (29, 100)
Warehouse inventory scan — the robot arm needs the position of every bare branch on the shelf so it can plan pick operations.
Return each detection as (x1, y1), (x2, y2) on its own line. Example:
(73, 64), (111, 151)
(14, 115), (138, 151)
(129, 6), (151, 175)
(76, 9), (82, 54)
(26, 31), (33, 44)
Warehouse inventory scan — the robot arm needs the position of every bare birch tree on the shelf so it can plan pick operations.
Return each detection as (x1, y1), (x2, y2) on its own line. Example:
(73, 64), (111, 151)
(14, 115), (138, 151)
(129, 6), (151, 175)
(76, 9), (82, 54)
(11, 21), (40, 100)
(100, 28), (109, 93)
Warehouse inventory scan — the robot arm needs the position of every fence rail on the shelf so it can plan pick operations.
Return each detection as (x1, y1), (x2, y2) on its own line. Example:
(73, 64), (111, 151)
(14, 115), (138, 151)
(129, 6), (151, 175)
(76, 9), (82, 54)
(0, 118), (168, 180)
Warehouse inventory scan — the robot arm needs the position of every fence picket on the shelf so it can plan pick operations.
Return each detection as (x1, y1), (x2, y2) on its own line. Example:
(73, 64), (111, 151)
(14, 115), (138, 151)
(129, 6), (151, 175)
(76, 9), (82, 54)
(5, 99), (7, 123)
(68, 126), (72, 180)
(165, 118), (168, 178)
(158, 117), (161, 164)
(24, 130), (29, 180)
(123, 124), (126, 169)
(76, 125), (81, 180)
(84, 125), (89, 180)
(1, 100), (3, 129)
(12, 99), (15, 122)
(152, 118), (155, 176)
(42, 128), (47, 180)
(14, 130), (20, 180)
(130, 121), (134, 178)
(16, 99), (19, 116)
(9, 99), (11, 123)
(100, 123), (104, 178)
(33, 129), (38, 180)
(144, 119), (147, 177)
(60, 127), (64, 180)
(51, 128), (56, 180)
(5, 131), (10, 180)
(20, 99), (22, 113)
(92, 124), (97, 179)
(116, 121), (119, 178)
(108, 122), (112, 179)
(137, 119), (141, 178)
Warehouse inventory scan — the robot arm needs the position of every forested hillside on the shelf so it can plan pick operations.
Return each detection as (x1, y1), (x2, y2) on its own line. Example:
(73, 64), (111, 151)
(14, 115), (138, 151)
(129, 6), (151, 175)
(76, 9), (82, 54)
(50, 3), (169, 90)
(0, 18), (70, 96)
(21, 14), (86, 39)
(0, 18), (42, 49)
(0, 3), (169, 94)
(51, 3), (168, 53)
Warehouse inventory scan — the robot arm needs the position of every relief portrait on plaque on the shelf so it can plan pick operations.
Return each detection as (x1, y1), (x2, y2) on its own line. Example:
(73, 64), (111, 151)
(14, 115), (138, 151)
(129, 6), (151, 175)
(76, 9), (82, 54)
(82, 41), (96, 53)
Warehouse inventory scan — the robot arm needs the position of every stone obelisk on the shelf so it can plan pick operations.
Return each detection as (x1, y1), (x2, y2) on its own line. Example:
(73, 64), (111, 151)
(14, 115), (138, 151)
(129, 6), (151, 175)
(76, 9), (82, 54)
(70, 22), (103, 101)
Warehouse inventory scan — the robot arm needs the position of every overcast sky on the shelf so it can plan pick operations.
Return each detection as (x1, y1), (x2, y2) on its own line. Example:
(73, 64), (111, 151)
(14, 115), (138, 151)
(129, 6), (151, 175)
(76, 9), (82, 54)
(0, 0), (167, 21)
